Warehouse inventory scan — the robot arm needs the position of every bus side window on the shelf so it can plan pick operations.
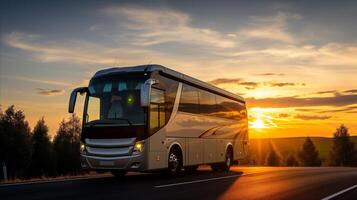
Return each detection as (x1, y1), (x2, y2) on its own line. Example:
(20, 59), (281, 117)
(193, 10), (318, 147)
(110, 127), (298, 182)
(198, 89), (216, 115)
(215, 95), (228, 118)
(150, 88), (165, 133)
(179, 84), (200, 114)
(225, 99), (243, 120)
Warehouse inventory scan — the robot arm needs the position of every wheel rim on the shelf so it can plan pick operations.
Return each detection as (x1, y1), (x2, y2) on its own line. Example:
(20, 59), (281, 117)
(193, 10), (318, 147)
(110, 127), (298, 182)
(169, 152), (179, 172)
(226, 154), (232, 167)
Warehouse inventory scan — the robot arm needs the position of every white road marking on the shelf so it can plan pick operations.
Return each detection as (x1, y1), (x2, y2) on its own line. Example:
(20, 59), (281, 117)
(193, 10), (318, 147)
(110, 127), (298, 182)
(321, 184), (357, 200)
(1, 171), (255, 189)
(0, 175), (111, 187)
(155, 173), (249, 188)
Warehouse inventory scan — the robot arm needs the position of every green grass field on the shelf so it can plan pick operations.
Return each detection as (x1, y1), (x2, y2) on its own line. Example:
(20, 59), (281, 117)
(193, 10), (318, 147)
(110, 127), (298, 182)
(248, 136), (357, 165)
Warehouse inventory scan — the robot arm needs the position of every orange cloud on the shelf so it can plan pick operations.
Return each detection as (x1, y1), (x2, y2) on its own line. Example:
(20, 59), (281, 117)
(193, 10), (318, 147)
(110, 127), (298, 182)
(294, 114), (331, 120)
(246, 92), (357, 108)
(209, 78), (305, 90)
(36, 88), (64, 96)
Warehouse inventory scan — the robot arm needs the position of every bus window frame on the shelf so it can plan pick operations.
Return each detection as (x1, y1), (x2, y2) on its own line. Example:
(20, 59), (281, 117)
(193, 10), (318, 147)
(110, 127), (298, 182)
(149, 87), (166, 135)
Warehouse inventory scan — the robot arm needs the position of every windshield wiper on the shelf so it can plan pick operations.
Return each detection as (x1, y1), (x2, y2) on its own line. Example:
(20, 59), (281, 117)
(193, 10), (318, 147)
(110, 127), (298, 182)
(107, 117), (133, 126)
(86, 118), (132, 127)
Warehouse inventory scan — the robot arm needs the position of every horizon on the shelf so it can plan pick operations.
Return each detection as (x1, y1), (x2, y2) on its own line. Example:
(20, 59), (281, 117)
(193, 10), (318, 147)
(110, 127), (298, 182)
(1, 0), (357, 138)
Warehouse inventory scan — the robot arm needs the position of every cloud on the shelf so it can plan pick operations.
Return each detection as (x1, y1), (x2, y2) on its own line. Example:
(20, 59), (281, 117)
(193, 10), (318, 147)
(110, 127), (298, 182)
(209, 78), (261, 90)
(278, 113), (290, 118)
(36, 88), (64, 96)
(318, 106), (357, 113)
(295, 108), (318, 112)
(209, 79), (261, 90)
(344, 89), (357, 93)
(256, 73), (285, 76)
(238, 12), (300, 43)
(4, 7), (357, 84)
(314, 90), (338, 95)
(240, 82), (260, 90)
(236, 92), (245, 96)
(4, 32), (112, 64)
(269, 82), (304, 87)
(294, 114), (331, 120)
(102, 6), (236, 48)
(209, 78), (304, 89)
(246, 93), (357, 108)
(209, 78), (242, 85)
(223, 43), (357, 68)
(3, 32), (178, 66)
(0, 74), (70, 86)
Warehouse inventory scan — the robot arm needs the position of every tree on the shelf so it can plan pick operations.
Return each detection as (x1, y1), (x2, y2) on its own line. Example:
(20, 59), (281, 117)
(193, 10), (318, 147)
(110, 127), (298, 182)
(0, 105), (32, 179)
(29, 118), (54, 177)
(329, 125), (357, 166)
(298, 137), (321, 166)
(53, 114), (81, 175)
(286, 154), (299, 166)
(266, 142), (280, 166)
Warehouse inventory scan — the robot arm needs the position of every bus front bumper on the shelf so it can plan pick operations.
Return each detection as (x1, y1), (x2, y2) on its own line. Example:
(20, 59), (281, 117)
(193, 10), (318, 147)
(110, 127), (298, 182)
(80, 153), (146, 171)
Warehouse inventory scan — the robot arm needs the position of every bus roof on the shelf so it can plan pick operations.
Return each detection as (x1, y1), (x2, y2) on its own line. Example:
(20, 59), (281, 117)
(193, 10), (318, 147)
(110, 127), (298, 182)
(93, 64), (245, 103)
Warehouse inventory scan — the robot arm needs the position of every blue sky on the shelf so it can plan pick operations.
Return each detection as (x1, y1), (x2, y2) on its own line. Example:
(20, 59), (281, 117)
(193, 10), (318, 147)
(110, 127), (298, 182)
(1, 0), (357, 137)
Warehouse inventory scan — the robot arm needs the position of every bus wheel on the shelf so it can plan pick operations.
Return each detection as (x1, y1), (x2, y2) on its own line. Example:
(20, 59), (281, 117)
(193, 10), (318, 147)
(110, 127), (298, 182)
(111, 170), (127, 178)
(211, 148), (233, 172)
(222, 148), (233, 171)
(168, 147), (182, 174)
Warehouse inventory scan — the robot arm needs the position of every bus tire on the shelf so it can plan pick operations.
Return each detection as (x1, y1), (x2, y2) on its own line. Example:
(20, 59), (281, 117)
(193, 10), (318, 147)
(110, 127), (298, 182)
(221, 147), (233, 171)
(211, 147), (233, 172)
(168, 146), (182, 174)
(111, 170), (127, 178)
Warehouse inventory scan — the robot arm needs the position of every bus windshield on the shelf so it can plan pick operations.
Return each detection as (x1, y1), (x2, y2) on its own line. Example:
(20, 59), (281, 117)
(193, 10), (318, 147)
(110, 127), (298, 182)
(84, 76), (146, 126)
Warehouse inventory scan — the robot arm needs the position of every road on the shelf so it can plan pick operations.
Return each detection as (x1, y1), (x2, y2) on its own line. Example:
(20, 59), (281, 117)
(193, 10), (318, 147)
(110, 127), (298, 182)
(1, 167), (357, 200)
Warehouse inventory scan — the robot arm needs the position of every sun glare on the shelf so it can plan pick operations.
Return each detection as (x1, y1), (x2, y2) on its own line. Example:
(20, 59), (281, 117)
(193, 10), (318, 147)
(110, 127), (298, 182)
(250, 119), (267, 129)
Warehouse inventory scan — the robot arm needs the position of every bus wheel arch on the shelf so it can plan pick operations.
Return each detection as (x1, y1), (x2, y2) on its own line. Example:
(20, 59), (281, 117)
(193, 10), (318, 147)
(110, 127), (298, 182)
(167, 144), (183, 174)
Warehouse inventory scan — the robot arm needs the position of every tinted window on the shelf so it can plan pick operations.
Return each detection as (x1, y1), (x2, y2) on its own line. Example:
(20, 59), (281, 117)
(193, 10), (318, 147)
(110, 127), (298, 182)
(225, 99), (246, 120)
(151, 72), (179, 123)
(179, 84), (200, 113)
(199, 89), (217, 115)
(150, 88), (165, 134)
(216, 95), (246, 120)
(216, 95), (228, 118)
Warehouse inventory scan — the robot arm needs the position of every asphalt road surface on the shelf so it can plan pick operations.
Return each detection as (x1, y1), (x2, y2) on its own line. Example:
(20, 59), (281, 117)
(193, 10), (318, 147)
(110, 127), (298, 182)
(1, 167), (357, 200)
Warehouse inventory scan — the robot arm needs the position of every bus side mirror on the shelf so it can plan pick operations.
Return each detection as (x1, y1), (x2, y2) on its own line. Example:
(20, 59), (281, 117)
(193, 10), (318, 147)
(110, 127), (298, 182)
(68, 87), (88, 113)
(140, 79), (159, 107)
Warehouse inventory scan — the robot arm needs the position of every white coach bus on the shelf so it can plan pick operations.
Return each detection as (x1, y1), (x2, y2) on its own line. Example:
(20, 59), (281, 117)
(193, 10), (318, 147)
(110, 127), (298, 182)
(68, 65), (248, 177)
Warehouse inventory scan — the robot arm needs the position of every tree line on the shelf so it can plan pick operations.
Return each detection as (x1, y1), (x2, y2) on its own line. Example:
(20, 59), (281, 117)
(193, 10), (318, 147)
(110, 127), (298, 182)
(0, 105), (82, 180)
(1, 104), (357, 180)
(265, 124), (357, 167)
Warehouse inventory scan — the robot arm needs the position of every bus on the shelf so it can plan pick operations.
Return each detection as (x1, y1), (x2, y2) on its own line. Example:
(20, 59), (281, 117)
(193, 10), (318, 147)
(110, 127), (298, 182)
(68, 65), (248, 177)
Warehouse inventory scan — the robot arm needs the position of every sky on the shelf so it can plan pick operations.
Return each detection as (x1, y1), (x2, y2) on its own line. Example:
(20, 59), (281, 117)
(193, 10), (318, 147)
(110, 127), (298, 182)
(1, 0), (357, 138)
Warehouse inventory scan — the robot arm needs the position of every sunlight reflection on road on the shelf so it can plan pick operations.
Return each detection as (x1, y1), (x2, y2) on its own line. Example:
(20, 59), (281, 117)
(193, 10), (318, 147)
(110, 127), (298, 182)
(218, 166), (340, 200)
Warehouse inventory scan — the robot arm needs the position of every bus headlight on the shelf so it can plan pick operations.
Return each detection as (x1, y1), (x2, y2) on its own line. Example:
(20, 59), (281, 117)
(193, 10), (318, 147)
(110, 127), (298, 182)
(133, 141), (144, 153)
(80, 142), (86, 154)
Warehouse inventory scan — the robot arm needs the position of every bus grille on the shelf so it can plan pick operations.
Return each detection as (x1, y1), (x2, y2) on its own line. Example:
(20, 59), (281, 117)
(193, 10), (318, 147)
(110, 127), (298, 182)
(84, 138), (136, 157)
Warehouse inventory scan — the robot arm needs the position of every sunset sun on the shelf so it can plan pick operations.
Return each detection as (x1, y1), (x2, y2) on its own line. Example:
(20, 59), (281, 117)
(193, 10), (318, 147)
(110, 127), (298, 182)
(250, 119), (267, 129)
